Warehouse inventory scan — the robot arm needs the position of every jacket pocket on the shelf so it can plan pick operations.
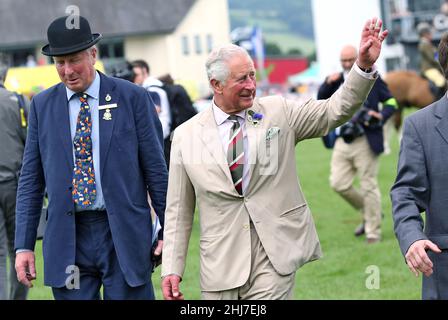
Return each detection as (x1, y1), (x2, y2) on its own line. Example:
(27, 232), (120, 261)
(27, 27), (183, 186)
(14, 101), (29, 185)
(280, 203), (307, 217)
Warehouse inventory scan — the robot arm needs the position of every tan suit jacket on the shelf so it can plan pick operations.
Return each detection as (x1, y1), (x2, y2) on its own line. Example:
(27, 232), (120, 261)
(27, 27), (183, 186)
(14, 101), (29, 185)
(162, 69), (376, 291)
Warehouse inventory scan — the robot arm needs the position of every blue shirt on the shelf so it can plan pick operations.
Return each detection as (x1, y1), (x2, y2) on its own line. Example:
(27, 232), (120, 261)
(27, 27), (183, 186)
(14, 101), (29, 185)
(66, 71), (105, 211)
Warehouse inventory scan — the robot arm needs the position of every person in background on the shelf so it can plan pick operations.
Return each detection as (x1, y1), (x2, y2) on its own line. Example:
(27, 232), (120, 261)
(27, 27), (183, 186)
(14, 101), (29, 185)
(391, 32), (448, 300)
(318, 45), (397, 244)
(0, 64), (30, 300)
(158, 73), (197, 167)
(132, 60), (171, 141)
(417, 22), (446, 99)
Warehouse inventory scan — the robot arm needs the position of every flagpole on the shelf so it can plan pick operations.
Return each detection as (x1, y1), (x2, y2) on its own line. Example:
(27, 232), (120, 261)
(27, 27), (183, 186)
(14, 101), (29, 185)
(252, 26), (268, 86)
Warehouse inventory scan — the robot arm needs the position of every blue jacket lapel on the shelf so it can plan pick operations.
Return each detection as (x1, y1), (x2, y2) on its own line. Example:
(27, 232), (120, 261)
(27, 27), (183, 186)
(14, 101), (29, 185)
(55, 83), (73, 169)
(98, 72), (118, 177)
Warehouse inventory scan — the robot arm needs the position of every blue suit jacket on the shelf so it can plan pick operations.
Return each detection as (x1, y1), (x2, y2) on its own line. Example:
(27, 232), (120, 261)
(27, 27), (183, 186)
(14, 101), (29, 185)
(15, 72), (168, 287)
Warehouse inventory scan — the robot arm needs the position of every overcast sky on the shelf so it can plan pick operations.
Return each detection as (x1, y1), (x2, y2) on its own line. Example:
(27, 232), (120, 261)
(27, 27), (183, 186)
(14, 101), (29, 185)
(312, 0), (385, 79)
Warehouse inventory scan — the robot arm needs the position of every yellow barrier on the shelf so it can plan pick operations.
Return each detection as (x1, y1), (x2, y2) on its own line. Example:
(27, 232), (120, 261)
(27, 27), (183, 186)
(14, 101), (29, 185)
(4, 61), (105, 97)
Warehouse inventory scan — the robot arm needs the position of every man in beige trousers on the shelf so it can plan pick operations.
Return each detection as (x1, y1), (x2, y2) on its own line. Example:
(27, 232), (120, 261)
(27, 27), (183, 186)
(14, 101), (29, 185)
(318, 45), (397, 243)
(161, 18), (388, 300)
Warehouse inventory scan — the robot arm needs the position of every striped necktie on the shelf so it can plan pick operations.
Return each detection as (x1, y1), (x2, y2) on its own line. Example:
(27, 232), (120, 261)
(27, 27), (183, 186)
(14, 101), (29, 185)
(72, 93), (97, 208)
(227, 115), (244, 195)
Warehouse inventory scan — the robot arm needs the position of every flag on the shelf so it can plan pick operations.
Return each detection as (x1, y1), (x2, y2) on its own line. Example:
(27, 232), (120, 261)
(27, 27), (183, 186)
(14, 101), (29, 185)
(251, 26), (267, 83)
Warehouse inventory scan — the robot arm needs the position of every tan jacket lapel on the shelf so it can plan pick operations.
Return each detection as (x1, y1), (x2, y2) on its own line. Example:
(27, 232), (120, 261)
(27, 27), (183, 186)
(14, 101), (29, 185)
(198, 107), (234, 186)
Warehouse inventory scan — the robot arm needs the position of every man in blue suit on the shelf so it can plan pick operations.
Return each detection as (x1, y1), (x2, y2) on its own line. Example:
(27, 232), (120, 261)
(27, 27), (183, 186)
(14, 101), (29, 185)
(14, 15), (168, 300)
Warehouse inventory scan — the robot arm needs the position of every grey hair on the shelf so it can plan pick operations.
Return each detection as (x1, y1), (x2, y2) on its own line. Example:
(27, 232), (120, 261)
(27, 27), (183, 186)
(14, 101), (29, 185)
(206, 44), (251, 85)
(87, 45), (97, 54)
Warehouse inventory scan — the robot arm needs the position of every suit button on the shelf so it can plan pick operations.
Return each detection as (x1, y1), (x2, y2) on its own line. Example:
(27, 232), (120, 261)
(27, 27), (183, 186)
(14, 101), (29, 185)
(66, 211), (73, 216)
(243, 224), (249, 230)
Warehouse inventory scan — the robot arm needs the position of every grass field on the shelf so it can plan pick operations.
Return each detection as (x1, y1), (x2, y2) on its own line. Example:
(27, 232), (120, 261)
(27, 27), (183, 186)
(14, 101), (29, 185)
(26, 116), (421, 300)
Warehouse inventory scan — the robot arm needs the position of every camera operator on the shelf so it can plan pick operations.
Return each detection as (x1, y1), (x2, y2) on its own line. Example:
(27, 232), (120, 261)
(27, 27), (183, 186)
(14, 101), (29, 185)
(317, 45), (397, 244)
(110, 61), (136, 83)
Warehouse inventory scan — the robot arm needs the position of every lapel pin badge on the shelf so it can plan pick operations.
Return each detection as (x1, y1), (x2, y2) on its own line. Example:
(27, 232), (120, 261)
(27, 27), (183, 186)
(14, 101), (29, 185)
(103, 108), (112, 121)
(105, 94), (112, 102)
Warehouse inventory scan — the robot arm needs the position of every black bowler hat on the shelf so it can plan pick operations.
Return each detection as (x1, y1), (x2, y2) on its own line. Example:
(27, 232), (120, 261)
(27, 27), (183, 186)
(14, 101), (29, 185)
(41, 15), (102, 56)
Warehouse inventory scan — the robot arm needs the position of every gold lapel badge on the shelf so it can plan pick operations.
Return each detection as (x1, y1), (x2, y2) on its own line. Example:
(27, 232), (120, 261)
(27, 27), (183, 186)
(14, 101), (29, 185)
(105, 94), (112, 102)
(103, 108), (112, 121)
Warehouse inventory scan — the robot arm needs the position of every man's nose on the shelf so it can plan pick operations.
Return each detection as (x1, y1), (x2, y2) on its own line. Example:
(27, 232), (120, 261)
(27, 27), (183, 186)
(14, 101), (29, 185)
(64, 63), (74, 75)
(245, 78), (256, 90)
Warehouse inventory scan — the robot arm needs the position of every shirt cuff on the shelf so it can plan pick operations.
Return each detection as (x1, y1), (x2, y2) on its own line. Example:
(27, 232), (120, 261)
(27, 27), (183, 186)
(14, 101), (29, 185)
(161, 273), (182, 280)
(16, 249), (33, 254)
(353, 63), (378, 80)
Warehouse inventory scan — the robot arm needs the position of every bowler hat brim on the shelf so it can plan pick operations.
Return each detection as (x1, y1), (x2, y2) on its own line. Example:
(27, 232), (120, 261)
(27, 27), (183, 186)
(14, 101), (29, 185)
(41, 33), (102, 56)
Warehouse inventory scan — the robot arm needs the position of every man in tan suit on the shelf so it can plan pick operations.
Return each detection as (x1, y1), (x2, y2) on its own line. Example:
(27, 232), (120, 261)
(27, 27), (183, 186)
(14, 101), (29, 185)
(161, 18), (388, 300)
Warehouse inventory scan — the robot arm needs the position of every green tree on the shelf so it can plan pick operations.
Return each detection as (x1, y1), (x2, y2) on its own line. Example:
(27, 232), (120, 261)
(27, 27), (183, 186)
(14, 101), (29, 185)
(287, 48), (303, 55)
(265, 42), (282, 56)
(228, 0), (314, 39)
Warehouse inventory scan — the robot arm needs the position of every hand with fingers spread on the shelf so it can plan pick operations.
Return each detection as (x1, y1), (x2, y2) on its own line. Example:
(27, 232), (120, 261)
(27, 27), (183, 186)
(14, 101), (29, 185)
(162, 274), (184, 300)
(405, 240), (441, 277)
(357, 17), (389, 70)
(15, 251), (36, 288)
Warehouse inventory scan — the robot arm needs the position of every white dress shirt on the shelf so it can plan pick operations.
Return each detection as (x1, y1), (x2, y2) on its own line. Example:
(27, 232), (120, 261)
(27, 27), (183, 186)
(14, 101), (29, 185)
(212, 101), (250, 194)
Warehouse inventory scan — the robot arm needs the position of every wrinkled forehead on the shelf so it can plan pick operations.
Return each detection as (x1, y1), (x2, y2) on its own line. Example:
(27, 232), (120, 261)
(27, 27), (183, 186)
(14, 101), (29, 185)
(228, 53), (255, 76)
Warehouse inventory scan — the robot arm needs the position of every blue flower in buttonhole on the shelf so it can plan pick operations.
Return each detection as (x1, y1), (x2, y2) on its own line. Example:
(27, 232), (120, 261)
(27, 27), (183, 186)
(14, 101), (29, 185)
(247, 110), (263, 127)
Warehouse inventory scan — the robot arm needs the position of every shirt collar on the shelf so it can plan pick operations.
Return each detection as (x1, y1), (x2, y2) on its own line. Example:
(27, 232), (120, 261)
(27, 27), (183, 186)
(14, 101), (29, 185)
(212, 100), (246, 126)
(66, 71), (100, 101)
(142, 76), (163, 88)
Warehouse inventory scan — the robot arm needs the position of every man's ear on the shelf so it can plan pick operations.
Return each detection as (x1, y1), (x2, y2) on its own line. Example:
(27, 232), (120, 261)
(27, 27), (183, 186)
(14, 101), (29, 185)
(210, 79), (223, 95)
(90, 46), (97, 65)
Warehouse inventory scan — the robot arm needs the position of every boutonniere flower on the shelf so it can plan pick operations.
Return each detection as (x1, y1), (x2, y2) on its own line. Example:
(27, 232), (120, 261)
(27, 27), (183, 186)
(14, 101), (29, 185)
(247, 110), (263, 127)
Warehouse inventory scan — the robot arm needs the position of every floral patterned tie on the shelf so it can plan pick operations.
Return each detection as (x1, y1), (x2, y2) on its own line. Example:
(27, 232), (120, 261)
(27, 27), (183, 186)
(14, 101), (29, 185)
(72, 93), (96, 208)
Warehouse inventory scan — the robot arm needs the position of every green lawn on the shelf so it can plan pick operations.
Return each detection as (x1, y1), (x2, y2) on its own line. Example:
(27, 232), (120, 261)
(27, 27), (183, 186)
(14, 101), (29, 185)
(27, 118), (421, 300)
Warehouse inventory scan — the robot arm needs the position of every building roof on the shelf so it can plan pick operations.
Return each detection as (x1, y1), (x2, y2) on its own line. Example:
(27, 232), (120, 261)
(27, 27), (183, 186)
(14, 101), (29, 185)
(0, 0), (196, 48)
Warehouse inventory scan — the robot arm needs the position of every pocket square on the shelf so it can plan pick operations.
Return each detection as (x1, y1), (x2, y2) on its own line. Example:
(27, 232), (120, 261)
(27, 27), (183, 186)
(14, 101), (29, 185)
(266, 127), (280, 141)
